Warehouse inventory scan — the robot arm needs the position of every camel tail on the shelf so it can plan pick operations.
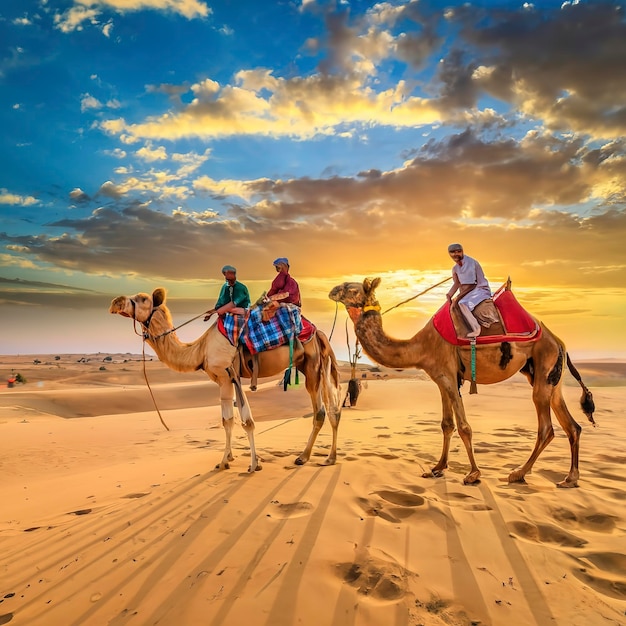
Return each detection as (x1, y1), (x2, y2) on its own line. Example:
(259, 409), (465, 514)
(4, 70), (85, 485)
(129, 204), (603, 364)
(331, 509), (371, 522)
(316, 330), (342, 409)
(566, 353), (596, 426)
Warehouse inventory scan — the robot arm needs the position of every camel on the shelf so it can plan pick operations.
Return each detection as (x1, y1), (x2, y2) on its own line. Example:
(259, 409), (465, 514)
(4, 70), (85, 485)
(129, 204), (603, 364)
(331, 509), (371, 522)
(110, 288), (341, 472)
(329, 278), (595, 487)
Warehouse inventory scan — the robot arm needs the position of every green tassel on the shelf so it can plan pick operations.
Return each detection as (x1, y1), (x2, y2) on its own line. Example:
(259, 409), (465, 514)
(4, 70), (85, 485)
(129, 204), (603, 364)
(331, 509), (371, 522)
(470, 339), (478, 394)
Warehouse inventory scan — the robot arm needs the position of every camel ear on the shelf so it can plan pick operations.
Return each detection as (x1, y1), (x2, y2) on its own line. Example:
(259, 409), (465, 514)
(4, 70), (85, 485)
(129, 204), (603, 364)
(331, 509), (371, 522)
(363, 277), (380, 297)
(363, 277), (380, 295)
(152, 288), (166, 307)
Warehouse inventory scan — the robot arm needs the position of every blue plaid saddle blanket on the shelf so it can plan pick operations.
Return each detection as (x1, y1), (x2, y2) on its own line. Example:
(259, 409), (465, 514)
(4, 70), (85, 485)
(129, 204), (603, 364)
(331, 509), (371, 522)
(217, 303), (304, 355)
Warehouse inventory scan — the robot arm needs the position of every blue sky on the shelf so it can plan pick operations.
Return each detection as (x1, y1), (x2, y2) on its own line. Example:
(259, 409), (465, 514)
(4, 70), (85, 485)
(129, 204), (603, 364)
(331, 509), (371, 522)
(1, 0), (625, 356)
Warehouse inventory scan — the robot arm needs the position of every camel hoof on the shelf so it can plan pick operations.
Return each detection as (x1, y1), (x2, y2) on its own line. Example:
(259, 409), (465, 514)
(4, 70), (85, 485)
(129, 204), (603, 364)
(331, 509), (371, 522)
(294, 457), (306, 466)
(422, 469), (444, 479)
(507, 470), (527, 483)
(463, 471), (481, 485)
(320, 457), (336, 466)
(556, 478), (578, 488)
(248, 464), (262, 473)
(216, 462), (230, 470)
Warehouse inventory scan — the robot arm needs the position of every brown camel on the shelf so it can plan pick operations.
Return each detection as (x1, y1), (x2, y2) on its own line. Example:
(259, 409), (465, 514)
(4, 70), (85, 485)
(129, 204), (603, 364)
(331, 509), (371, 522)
(110, 288), (341, 472)
(329, 278), (595, 487)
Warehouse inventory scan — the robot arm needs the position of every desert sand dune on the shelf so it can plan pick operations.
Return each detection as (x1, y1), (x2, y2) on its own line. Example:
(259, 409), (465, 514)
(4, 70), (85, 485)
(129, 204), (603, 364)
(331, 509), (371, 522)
(0, 355), (624, 625)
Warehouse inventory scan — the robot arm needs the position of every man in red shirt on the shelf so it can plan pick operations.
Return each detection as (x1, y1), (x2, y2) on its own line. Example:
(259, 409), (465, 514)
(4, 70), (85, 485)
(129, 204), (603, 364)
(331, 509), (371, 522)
(267, 257), (301, 307)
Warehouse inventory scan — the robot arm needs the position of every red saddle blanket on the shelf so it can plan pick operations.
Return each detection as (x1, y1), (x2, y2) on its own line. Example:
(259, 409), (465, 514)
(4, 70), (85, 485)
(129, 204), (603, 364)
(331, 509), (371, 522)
(432, 289), (541, 346)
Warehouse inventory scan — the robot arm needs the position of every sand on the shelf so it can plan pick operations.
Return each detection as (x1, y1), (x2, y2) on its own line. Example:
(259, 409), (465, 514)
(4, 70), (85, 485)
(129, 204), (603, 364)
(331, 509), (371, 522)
(0, 354), (625, 626)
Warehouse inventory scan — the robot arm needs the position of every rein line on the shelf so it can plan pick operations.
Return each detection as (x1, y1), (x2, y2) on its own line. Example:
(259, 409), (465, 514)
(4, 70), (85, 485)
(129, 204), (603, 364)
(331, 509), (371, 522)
(141, 339), (171, 431)
(380, 276), (452, 315)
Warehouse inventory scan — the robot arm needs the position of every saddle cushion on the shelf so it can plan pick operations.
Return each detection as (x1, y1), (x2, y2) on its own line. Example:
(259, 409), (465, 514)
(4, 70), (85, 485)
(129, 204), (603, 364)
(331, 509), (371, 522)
(218, 304), (314, 353)
(433, 289), (541, 346)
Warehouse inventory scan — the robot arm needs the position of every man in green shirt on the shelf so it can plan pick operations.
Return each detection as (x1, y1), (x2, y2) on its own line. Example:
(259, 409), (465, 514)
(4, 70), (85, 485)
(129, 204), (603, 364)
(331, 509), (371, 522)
(204, 265), (251, 321)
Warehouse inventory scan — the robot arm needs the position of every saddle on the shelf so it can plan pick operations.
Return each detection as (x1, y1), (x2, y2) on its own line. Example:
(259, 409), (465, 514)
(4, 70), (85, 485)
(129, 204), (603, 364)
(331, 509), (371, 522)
(217, 302), (316, 390)
(433, 281), (541, 346)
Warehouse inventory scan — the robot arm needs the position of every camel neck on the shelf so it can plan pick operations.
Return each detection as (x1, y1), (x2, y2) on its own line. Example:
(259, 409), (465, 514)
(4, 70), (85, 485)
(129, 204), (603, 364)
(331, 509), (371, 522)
(355, 310), (426, 370)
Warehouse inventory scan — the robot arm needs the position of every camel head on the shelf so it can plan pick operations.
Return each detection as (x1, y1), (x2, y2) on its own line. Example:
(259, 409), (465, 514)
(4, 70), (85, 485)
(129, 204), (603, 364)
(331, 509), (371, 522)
(328, 278), (381, 314)
(109, 288), (169, 326)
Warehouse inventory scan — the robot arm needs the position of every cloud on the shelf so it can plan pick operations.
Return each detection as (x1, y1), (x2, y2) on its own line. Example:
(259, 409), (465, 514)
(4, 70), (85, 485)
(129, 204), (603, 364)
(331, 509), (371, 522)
(69, 188), (91, 203)
(446, 2), (626, 139)
(95, 2), (626, 146)
(100, 71), (442, 142)
(81, 93), (103, 112)
(135, 144), (168, 162)
(3, 127), (625, 290)
(54, 0), (211, 33)
(0, 189), (39, 206)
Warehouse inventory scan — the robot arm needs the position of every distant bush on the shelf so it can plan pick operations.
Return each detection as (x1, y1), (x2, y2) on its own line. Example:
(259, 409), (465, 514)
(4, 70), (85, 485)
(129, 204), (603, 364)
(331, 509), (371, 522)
(103, 356), (113, 362)
(55, 355), (61, 361)
(99, 366), (106, 371)
(15, 373), (26, 384)
(33, 359), (41, 365)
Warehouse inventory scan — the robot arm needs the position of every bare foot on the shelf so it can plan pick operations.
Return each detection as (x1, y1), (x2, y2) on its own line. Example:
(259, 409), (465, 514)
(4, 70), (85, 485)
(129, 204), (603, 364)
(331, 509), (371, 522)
(466, 330), (480, 338)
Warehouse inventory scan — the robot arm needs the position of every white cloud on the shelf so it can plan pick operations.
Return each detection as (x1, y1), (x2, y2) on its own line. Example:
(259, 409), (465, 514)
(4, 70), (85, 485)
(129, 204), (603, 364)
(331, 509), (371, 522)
(0, 189), (39, 206)
(81, 93), (103, 112)
(135, 144), (168, 162)
(54, 0), (211, 33)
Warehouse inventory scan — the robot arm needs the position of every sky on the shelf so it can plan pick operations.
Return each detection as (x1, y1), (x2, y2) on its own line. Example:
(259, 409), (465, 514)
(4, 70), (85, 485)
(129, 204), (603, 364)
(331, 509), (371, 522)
(1, 0), (625, 360)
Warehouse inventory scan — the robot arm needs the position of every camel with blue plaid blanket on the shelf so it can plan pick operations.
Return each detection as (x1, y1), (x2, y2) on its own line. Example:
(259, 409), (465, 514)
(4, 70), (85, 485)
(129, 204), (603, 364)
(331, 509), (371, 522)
(110, 288), (342, 473)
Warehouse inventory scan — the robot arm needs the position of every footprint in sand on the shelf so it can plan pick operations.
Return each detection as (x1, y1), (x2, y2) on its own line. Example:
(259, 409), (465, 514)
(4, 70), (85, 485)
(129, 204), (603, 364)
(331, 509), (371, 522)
(356, 491), (426, 524)
(508, 520), (587, 548)
(551, 507), (618, 533)
(374, 490), (425, 507)
(571, 563), (626, 600)
(436, 491), (493, 512)
(336, 555), (409, 601)
(268, 501), (313, 519)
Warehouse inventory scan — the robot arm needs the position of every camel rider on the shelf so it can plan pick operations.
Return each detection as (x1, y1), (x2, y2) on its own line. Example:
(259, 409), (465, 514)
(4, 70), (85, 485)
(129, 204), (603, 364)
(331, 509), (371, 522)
(204, 265), (251, 321)
(266, 257), (301, 307)
(445, 244), (491, 338)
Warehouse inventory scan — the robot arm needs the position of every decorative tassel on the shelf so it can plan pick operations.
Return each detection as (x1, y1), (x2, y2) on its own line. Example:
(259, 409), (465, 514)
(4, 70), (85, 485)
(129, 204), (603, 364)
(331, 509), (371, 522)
(283, 367), (291, 391)
(470, 339), (478, 394)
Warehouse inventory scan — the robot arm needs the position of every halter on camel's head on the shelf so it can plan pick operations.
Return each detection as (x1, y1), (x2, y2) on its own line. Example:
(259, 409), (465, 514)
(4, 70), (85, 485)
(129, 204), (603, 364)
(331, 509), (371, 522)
(109, 288), (172, 338)
(329, 278), (381, 323)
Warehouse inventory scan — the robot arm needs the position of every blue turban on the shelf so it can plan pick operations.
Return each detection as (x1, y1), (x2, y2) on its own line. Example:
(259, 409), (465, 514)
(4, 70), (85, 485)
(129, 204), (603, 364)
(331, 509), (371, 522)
(273, 257), (289, 266)
(221, 264), (236, 273)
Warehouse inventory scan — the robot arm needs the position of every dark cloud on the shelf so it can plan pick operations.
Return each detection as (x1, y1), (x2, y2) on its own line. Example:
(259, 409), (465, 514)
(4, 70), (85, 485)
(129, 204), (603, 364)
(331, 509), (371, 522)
(0, 275), (95, 292)
(2, 124), (625, 286)
(440, 2), (626, 137)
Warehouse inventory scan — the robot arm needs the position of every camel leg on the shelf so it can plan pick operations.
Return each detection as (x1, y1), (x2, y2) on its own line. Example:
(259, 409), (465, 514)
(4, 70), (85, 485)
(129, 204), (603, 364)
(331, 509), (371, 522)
(319, 360), (341, 466)
(216, 377), (260, 472)
(217, 395), (235, 470)
(426, 376), (481, 483)
(508, 382), (554, 483)
(454, 399), (481, 485)
(229, 371), (260, 473)
(550, 388), (582, 488)
(295, 374), (326, 465)
(425, 387), (455, 478)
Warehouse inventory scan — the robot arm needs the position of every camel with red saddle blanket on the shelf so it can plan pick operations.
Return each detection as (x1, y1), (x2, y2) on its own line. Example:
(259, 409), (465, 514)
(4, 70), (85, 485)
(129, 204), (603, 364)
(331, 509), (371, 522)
(329, 278), (595, 488)
(109, 288), (341, 473)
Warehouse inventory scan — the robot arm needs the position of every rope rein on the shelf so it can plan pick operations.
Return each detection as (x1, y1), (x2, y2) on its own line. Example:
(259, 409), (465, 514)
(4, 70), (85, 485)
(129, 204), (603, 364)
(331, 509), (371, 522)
(381, 276), (452, 315)
(141, 338), (171, 431)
